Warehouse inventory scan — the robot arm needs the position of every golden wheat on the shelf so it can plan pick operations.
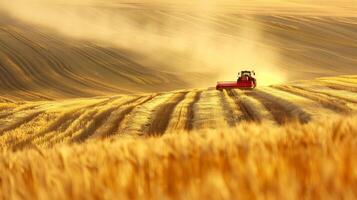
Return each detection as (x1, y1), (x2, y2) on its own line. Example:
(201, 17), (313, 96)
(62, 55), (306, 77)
(0, 116), (356, 199)
(0, 76), (356, 199)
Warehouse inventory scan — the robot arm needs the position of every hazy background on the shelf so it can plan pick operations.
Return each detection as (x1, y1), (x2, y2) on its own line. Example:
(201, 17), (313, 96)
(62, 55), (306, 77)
(0, 0), (357, 99)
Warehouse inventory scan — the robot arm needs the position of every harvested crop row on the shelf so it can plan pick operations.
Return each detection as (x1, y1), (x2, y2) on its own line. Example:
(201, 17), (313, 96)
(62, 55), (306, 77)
(226, 89), (263, 123)
(192, 90), (228, 129)
(0, 103), (17, 116)
(317, 79), (357, 93)
(26, 98), (122, 147)
(0, 111), (44, 135)
(118, 93), (174, 136)
(0, 103), (43, 120)
(0, 96), (139, 150)
(42, 97), (138, 147)
(246, 88), (311, 124)
(0, 112), (57, 150)
(146, 92), (188, 136)
(89, 96), (154, 139)
(274, 85), (352, 113)
(299, 84), (357, 105)
(321, 77), (357, 85)
(0, 96), (14, 103)
(165, 91), (201, 133)
(219, 90), (243, 126)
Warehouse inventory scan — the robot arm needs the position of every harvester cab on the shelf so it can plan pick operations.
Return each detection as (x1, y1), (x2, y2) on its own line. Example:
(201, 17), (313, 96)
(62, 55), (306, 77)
(238, 71), (255, 82)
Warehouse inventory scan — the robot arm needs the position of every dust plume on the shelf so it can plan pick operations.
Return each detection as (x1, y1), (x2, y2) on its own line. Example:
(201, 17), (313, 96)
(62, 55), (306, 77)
(0, 0), (286, 87)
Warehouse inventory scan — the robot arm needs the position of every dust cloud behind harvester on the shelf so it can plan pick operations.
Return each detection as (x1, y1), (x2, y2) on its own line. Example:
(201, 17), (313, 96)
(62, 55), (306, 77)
(0, 0), (286, 86)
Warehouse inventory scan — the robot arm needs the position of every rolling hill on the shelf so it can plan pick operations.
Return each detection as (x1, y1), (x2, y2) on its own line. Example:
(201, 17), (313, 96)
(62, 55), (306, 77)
(0, 75), (356, 151)
(1, 1), (357, 100)
(0, 77), (357, 199)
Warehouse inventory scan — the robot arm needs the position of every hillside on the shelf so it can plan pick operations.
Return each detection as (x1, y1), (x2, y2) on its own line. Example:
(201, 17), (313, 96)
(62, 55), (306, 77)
(1, 1), (357, 100)
(0, 75), (356, 151)
(0, 13), (190, 100)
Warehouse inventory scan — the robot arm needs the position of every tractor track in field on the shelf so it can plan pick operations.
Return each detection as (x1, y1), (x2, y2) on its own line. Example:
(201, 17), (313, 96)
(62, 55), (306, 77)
(245, 90), (299, 125)
(89, 95), (157, 139)
(0, 96), (14, 103)
(164, 91), (200, 132)
(319, 80), (357, 93)
(273, 85), (352, 113)
(70, 96), (146, 143)
(40, 97), (120, 135)
(146, 92), (188, 136)
(226, 89), (261, 122)
(39, 97), (138, 146)
(0, 111), (44, 135)
(0, 102), (46, 119)
(298, 85), (357, 104)
(219, 90), (239, 127)
(118, 93), (177, 137)
(10, 97), (124, 149)
(259, 89), (311, 124)
(185, 91), (202, 131)
(324, 78), (357, 85)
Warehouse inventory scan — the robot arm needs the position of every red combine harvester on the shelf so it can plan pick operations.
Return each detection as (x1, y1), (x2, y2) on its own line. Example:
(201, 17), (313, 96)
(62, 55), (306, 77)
(216, 70), (257, 90)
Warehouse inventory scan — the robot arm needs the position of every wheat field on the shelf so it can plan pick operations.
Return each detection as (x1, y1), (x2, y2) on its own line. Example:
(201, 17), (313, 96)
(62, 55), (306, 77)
(0, 114), (357, 199)
(1, 0), (357, 199)
(0, 76), (357, 199)
(0, 76), (356, 150)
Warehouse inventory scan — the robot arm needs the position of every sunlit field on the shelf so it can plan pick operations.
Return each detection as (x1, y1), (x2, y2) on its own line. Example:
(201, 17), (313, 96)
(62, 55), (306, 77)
(1, 0), (357, 199)
(0, 76), (357, 199)
(0, 76), (356, 150)
(1, 115), (357, 199)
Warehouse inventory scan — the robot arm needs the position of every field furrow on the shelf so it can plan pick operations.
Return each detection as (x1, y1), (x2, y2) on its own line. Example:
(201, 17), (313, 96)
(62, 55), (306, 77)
(0, 96), (14, 103)
(296, 84), (357, 105)
(246, 89), (311, 124)
(146, 92), (188, 136)
(89, 96), (155, 139)
(165, 91), (201, 133)
(192, 90), (228, 129)
(317, 79), (357, 93)
(0, 111), (44, 135)
(44, 97), (136, 146)
(0, 112), (55, 149)
(0, 103), (44, 120)
(273, 85), (352, 113)
(117, 93), (173, 136)
(18, 97), (121, 148)
(219, 90), (243, 126)
(69, 96), (144, 142)
(185, 91), (202, 131)
(226, 89), (262, 123)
